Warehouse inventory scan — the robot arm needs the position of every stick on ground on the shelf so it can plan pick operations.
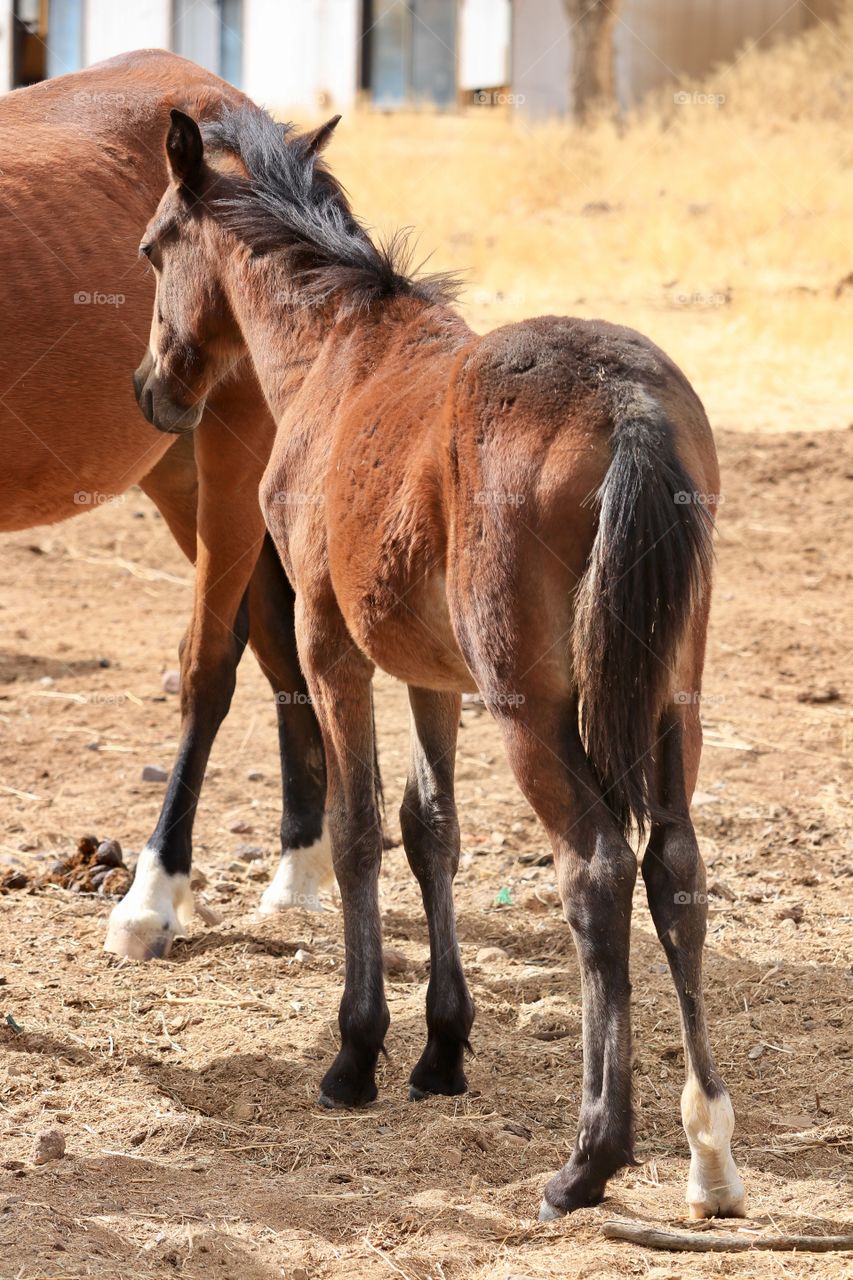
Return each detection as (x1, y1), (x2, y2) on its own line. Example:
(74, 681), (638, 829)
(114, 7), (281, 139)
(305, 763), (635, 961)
(603, 1220), (853, 1253)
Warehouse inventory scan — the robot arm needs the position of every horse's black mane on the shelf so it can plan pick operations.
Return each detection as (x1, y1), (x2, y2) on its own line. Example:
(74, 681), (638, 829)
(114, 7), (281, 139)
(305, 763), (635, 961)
(203, 105), (460, 312)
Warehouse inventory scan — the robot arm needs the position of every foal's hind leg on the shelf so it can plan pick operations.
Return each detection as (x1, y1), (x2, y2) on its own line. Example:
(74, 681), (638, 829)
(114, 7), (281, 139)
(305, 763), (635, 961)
(400, 688), (474, 1099)
(491, 698), (637, 1216)
(643, 711), (745, 1218)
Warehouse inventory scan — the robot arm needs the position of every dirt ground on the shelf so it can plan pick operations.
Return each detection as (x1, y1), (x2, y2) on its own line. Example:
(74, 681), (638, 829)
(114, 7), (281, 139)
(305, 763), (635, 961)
(2, 14), (853, 1271)
(1, 414), (851, 1280)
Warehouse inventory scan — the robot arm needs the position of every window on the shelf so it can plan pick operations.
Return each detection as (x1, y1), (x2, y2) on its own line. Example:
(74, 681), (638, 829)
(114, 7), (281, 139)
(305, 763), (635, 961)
(173, 0), (244, 87)
(366, 0), (457, 109)
(13, 0), (83, 86)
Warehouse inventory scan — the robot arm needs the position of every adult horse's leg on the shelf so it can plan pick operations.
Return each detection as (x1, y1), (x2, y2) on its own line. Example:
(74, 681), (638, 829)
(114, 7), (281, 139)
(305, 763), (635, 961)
(642, 704), (745, 1219)
(245, 535), (329, 913)
(491, 695), (637, 1217)
(295, 598), (388, 1107)
(105, 389), (268, 959)
(137, 431), (199, 558)
(400, 687), (474, 1099)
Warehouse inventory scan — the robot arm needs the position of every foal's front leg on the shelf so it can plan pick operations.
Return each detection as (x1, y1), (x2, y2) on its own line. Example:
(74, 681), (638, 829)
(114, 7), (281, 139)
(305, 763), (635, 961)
(297, 612), (389, 1107)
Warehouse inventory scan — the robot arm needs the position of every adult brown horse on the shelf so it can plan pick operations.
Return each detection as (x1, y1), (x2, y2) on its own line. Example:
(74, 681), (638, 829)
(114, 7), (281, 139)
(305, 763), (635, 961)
(135, 103), (747, 1221)
(0, 51), (330, 957)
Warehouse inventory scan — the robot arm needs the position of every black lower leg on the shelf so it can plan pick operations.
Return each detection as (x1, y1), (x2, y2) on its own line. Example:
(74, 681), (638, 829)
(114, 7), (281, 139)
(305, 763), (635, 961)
(319, 804), (389, 1106)
(247, 535), (327, 854)
(643, 819), (721, 1090)
(491, 706), (637, 1215)
(150, 595), (250, 877)
(400, 689), (473, 1099)
(309, 658), (389, 1108)
(642, 716), (719, 1090)
(407, 860), (473, 1098)
(542, 838), (637, 1213)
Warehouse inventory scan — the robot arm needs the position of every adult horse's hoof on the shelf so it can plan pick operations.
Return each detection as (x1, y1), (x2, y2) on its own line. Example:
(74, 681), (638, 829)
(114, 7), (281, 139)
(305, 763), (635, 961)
(688, 1197), (746, 1220)
(104, 848), (193, 959)
(538, 1198), (566, 1222)
(408, 1032), (470, 1100)
(258, 836), (332, 913)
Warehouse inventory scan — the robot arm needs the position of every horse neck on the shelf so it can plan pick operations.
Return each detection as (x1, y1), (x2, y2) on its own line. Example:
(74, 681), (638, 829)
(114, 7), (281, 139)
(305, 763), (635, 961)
(221, 259), (330, 416)
(223, 252), (463, 420)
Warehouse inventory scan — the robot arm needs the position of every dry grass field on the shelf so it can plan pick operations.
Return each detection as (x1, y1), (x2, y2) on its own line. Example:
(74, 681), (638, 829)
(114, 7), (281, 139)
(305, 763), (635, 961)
(1, 11), (852, 1280)
(326, 5), (853, 438)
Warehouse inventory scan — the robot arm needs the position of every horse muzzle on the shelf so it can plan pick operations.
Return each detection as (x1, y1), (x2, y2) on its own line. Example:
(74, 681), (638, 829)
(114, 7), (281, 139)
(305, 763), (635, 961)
(133, 356), (205, 436)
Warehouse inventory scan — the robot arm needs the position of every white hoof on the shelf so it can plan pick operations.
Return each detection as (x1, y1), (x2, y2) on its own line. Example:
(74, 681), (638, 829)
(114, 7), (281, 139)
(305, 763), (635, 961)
(104, 847), (193, 959)
(687, 1156), (746, 1219)
(259, 834), (333, 914)
(682, 1079), (746, 1219)
(538, 1197), (565, 1222)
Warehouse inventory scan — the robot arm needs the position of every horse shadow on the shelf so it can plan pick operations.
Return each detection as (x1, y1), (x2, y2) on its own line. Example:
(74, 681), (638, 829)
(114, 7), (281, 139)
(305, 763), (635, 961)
(0, 650), (113, 684)
(156, 902), (852, 1193)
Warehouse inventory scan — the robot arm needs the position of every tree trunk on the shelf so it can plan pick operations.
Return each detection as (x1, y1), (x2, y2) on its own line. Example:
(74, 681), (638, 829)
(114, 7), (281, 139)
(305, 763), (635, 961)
(563, 0), (621, 121)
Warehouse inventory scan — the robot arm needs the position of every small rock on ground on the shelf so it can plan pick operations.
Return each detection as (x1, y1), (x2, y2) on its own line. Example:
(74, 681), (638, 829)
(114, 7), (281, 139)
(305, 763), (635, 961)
(382, 947), (409, 976)
(32, 1129), (65, 1166)
(235, 844), (264, 862)
(141, 764), (169, 783)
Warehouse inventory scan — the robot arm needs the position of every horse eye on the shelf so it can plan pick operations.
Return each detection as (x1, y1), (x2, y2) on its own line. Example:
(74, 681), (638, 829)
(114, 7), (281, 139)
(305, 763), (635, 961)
(139, 242), (153, 259)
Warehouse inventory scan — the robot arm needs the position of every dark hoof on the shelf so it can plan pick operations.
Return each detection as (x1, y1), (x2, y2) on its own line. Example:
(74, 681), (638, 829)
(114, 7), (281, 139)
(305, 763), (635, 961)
(317, 1081), (377, 1109)
(319, 1056), (378, 1109)
(409, 1049), (468, 1100)
(318, 1081), (378, 1108)
(541, 1163), (612, 1216)
(318, 1091), (349, 1110)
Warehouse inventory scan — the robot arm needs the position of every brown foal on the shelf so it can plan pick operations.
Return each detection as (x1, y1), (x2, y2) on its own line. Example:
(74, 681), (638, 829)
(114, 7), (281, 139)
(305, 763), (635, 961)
(136, 103), (746, 1221)
(0, 53), (329, 957)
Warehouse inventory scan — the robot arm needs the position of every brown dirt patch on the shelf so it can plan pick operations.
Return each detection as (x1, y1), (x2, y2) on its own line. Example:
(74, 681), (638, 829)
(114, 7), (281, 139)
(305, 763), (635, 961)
(1, 430), (851, 1277)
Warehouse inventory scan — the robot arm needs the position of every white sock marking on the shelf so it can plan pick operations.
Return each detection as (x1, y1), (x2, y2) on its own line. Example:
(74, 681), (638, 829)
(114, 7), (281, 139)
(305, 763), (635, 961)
(681, 1073), (745, 1218)
(259, 831), (333, 913)
(104, 846), (193, 959)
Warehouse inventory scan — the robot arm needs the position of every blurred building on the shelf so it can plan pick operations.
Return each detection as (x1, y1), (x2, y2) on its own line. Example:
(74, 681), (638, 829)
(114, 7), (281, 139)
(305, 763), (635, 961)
(0, 0), (841, 112)
(513, 0), (842, 117)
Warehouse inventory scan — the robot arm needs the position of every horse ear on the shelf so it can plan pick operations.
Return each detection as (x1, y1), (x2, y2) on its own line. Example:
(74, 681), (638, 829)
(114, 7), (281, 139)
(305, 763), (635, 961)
(166, 109), (204, 191)
(304, 114), (341, 157)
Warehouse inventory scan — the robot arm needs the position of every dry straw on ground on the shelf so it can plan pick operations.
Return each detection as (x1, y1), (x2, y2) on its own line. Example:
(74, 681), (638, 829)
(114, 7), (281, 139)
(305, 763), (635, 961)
(1, 11), (852, 1279)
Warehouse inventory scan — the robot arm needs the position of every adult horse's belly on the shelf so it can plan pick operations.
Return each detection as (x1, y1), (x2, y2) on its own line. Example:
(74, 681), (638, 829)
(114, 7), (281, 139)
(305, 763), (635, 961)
(0, 150), (172, 531)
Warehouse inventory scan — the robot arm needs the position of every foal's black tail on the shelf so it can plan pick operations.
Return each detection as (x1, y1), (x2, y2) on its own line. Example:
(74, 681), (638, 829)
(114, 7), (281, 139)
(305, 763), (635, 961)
(572, 388), (714, 839)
